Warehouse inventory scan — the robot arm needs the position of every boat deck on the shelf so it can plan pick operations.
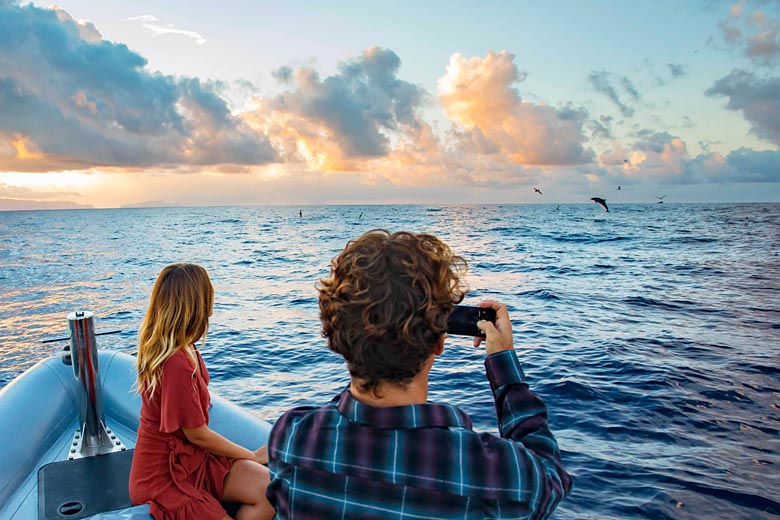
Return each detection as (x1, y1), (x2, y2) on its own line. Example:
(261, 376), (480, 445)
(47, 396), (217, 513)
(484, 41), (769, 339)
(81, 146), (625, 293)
(0, 351), (271, 520)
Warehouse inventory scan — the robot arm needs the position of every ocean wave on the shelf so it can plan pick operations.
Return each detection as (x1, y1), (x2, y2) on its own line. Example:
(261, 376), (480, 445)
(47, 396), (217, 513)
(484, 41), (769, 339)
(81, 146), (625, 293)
(542, 233), (633, 244)
(519, 288), (560, 300)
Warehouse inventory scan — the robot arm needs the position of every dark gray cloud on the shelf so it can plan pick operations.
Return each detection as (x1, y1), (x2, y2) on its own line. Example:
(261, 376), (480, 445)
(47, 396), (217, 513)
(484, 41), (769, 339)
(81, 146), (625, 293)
(724, 147), (780, 181)
(620, 77), (641, 102)
(0, 2), (275, 171)
(667, 63), (688, 78)
(588, 114), (614, 140)
(633, 130), (676, 152)
(706, 69), (780, 145)
(267, 47), (427, 158)
(587, 71), (635, 117)
(678, 147), (780, 184)
(272, 66), (293, 84)
(623, 130), (780, 184)
(178, 78), (276, 165)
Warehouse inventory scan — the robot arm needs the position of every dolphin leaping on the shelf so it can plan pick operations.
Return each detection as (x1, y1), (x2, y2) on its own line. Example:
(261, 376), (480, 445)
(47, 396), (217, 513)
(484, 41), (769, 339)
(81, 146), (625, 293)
(591, 197), (609, 212)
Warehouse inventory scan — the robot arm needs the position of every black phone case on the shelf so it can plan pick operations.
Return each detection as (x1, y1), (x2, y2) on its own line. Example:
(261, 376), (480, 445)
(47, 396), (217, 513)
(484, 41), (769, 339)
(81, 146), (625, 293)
(447, 306), (497, 338)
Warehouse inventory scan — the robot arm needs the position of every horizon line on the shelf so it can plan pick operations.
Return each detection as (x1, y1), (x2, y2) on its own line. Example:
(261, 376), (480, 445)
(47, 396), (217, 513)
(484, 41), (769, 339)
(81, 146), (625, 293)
(2, 200), (779, 212)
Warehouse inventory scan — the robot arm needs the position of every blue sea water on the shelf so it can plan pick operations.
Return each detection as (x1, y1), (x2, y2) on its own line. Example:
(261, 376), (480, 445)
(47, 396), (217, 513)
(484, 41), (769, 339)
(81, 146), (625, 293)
(0, 203), (778, 519)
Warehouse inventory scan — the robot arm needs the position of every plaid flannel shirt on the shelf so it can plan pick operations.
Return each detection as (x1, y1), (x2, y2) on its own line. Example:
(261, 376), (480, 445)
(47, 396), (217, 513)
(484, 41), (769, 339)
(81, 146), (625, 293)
(266, 350), (572, 519)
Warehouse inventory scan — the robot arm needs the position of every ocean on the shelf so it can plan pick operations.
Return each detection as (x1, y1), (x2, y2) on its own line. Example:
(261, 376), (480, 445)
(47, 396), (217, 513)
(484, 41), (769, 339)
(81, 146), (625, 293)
(0, 203), (778, 519)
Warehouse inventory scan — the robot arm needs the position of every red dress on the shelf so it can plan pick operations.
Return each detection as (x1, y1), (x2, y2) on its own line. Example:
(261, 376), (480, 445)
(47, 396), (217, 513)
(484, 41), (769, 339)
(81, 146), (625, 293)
(129, 348), (234, 520)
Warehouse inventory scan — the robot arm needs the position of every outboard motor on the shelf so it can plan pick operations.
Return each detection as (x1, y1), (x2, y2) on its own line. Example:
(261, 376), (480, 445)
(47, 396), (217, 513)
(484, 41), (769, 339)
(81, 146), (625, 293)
(67, 311), (125, 459)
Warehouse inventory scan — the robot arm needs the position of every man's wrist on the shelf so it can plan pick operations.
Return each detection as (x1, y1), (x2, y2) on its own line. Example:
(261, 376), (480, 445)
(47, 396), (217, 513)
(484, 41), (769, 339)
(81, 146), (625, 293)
(485, 349), (526, 390)
(485, 345), (514, 357)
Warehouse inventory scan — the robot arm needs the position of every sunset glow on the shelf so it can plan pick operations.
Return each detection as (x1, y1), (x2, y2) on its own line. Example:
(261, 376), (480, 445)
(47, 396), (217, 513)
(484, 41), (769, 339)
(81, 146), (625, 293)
(1, 0), (778, 208)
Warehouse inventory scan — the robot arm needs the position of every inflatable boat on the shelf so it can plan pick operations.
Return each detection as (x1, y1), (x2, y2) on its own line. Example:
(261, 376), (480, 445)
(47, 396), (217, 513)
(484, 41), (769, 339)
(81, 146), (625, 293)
(0, 312), (272, 520)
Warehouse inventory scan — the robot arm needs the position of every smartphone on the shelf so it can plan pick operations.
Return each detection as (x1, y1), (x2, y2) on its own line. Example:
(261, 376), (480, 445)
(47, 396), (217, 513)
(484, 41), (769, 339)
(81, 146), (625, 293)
(447, 305), (497, 338)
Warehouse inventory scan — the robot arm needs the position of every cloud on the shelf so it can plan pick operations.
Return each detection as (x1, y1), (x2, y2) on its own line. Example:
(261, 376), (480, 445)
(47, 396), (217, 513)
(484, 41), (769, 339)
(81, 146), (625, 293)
(272, 66), (294, 84)
(588, 115), (614, 140)
(597, 131), (696, 184)
(667, 63), (688, 79)
(587, 70), (636, 117)
(0, 182), (79, 199)
(724, 147), (780, 181)
(705, 68), (780, 146)
(248, 46), (431, 171)
(629, 131), (693, 180)
(678, 147), (780, 185)
(126, 14), (207, 45)
(0, 2), (276, 172)
(243, 48), (557, 189)
(54, 7), (102, 44)
(620, 77), (641, 102)
(125, 15), (159, 22)
(717, 2), (780, 67)
(597, 129), (780, 185)
(438, 51), (592, 166)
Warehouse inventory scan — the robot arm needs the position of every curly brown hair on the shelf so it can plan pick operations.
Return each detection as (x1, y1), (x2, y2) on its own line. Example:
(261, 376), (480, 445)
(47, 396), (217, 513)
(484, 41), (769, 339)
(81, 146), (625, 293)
(318, 229), (467, 393)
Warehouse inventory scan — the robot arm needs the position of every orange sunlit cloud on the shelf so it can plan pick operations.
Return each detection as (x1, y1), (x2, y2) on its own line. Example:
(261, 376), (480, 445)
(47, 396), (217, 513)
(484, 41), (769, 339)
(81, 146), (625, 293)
(245, 97), (354, 172)
(10, 136), (43, 160)
(438, 51), (593, 167)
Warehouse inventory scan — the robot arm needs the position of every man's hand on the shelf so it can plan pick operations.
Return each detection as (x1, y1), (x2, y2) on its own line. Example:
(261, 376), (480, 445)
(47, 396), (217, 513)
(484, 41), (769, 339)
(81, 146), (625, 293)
(474, 300), (514, 356)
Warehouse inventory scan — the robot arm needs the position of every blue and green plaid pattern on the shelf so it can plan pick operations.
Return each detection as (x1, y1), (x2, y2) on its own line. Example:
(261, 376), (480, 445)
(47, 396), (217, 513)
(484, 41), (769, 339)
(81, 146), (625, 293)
(267, 350), (572, 519)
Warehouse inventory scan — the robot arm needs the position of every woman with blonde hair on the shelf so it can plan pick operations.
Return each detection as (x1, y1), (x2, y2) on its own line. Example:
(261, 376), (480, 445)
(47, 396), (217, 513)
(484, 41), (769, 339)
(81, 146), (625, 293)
(129, 263), (274, 520)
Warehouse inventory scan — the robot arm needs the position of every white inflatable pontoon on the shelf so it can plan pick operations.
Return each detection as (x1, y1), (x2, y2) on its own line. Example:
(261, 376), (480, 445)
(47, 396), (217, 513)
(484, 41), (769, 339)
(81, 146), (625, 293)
(0, 312), (272, 520)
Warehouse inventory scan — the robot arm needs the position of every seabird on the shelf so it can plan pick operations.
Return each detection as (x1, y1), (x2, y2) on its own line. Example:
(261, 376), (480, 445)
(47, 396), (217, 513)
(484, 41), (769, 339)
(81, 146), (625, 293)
(657, 195), (665, 204)
(591, 197), (609, 212)
(534, 187), (543, 195)
(617, 185), (621, 191)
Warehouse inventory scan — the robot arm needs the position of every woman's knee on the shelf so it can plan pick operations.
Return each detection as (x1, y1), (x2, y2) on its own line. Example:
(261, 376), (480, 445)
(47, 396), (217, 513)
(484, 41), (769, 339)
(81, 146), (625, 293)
(223, 460), (269, 504)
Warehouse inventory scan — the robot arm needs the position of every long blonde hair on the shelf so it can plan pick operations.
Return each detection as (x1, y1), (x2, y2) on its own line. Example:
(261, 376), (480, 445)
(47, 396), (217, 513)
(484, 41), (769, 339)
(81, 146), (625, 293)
(136, 263), (214, 397)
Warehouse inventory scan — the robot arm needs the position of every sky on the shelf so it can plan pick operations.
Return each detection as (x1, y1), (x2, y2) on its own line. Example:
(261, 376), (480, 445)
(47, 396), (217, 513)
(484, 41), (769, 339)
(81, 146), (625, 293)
(1, 0), (779, 209)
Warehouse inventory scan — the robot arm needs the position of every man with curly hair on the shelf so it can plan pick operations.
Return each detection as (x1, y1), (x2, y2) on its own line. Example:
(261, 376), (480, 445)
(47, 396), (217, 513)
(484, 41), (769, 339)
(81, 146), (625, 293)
(266, 229), (571, 519)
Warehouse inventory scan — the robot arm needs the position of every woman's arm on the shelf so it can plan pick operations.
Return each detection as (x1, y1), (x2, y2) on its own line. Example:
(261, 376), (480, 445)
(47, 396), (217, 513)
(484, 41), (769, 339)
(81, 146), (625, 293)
(182, 424), (267, 463)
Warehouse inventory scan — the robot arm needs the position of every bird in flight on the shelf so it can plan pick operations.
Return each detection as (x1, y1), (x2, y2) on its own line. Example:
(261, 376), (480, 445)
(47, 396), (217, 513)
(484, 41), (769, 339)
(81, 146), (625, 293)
(591, 197), (609, 212)
(534, 187), (543, 195)
(657, 195), (666, 204)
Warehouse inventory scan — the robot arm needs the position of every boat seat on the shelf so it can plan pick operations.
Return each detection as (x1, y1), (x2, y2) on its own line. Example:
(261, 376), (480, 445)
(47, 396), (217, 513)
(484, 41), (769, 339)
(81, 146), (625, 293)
(38, 450), (134, 520)
(38, 448), (244, 520)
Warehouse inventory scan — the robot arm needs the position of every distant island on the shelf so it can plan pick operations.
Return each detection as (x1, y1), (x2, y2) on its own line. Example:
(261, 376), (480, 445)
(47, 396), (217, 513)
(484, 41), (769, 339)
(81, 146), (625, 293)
(0, 199), (183, 211)
(120, 200), (180, 209)
(0, 199), (94, 211)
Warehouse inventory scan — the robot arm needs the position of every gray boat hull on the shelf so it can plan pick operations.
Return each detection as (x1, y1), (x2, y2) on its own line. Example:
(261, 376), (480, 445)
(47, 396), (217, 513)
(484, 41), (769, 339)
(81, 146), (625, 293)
(0, 351), (272, 520)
